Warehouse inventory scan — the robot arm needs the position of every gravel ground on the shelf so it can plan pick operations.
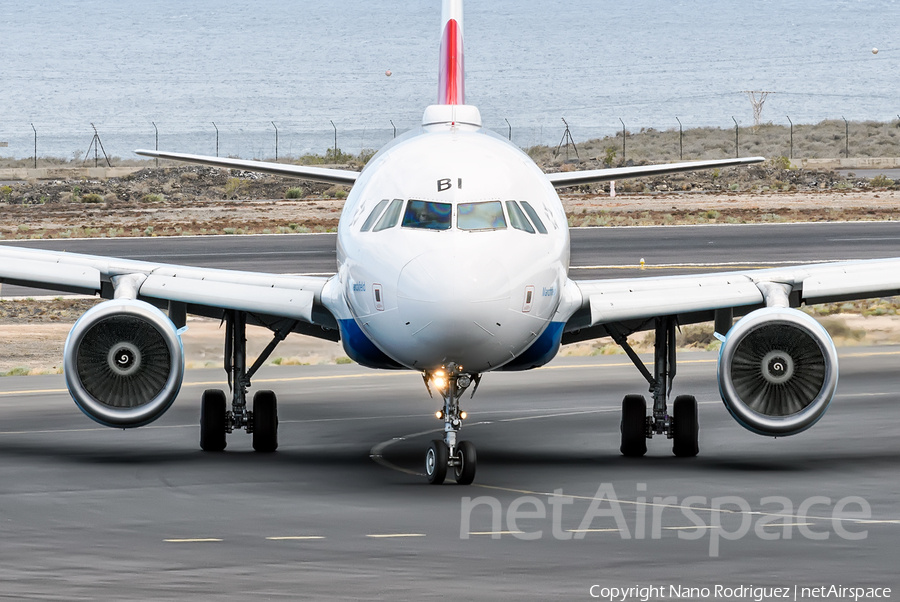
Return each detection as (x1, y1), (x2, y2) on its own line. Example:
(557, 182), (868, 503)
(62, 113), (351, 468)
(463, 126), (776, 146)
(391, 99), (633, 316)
(2, 162), (897, 239)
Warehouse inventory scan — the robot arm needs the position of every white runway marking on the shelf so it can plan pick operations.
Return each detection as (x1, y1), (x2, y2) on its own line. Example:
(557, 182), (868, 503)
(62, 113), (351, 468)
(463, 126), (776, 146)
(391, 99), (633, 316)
(828, 237), (900, 242)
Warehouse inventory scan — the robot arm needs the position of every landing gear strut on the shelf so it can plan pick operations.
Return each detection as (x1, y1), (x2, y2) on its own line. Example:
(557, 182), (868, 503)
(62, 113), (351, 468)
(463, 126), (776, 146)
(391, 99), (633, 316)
(199, 310), (295, 452)
(610, 316), (699, 457)
(423, 363), (479, 485)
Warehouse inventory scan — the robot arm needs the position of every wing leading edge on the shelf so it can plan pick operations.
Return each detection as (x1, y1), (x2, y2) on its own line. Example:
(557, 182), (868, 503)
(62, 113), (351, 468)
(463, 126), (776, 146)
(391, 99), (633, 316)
(563, 257), (900, 341)
(134, 150), (360, 186)
(0, 245), (340, 339)
(546, 157), (765, 188)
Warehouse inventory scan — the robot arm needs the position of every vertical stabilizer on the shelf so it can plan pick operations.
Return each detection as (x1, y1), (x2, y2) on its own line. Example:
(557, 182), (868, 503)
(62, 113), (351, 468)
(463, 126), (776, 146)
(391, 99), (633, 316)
(438, 0), (464, 105)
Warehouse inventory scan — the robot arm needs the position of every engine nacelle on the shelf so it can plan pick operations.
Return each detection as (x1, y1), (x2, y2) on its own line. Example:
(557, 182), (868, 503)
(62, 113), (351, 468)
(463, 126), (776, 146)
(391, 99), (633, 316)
(717, 307), (838, 436)
(64, 299), (184, 428)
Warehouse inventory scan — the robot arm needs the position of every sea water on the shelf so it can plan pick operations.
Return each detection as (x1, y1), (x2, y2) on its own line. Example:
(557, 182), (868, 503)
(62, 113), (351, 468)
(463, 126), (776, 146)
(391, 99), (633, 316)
(0, 0), (897, 159)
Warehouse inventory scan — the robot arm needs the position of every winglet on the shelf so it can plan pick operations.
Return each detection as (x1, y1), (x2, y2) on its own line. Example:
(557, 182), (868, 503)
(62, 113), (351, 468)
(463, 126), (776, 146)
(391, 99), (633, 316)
(438, 0), (464, 105)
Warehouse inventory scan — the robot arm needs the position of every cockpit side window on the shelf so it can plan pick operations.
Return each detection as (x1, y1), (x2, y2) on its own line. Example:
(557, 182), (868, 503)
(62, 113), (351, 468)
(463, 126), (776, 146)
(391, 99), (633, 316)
(520, 201), (548, 234)
(402, 200), (452, 230)
(458, 201), (507, 231)
(372, 198), (404, 232)
(360, 199), (390, 232)
(506, 201), (535, 233)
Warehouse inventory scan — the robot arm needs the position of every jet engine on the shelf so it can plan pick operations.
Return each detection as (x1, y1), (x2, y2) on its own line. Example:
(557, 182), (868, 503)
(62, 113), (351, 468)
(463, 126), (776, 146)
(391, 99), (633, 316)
(63, 299), (184, 428)
(717, 307), (838, 436)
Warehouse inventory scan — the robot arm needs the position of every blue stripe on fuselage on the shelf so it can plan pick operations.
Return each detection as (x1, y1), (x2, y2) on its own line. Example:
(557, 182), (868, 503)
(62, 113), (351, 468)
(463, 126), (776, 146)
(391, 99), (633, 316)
(499, 321), (565, 371)
(338, 319), (404, 370)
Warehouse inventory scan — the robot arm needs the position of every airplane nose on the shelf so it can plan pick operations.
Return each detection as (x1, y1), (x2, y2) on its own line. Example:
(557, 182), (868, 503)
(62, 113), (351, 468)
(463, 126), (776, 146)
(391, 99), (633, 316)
(397, 250), (511, 365)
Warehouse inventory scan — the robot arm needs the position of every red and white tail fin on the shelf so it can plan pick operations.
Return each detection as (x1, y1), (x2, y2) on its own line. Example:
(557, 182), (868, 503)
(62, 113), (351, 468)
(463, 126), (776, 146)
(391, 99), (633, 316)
(438, 0), (464, 105)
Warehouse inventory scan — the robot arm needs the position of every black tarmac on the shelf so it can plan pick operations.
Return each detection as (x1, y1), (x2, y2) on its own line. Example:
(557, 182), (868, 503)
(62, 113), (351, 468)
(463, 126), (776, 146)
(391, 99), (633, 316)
(0, 222), (898, 598)
(0, 352), (898, 599)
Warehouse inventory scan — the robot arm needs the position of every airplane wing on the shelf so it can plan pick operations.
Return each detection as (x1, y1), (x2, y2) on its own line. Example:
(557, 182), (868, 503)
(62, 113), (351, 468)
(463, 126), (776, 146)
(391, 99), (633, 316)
(0, 245), (340, 341)
(134, 150), (360, 186)
(546, 157), (765, 188)
(562, 258), (900, 342)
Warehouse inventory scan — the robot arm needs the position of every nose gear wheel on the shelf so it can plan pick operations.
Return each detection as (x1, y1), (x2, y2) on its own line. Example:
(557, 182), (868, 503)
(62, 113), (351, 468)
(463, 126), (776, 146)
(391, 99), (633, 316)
(425, 440), (449, 484)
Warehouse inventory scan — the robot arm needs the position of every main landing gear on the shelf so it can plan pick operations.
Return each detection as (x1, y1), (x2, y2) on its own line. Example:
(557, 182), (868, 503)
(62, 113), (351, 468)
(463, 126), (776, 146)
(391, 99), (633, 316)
(199, 310), (296, 453)
(423, 363), (480, 485)
(609, 316), (699, 458)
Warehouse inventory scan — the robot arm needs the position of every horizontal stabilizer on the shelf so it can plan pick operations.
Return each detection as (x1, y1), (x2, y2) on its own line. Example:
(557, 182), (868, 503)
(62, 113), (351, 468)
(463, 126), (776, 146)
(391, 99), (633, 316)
(546, 157), (765, 188)
(134, 150), (360, 186)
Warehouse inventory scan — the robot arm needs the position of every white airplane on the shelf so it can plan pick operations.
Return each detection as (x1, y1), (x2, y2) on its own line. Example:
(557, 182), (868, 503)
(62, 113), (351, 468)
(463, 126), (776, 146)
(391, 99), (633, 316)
(3, 1), (899, 485)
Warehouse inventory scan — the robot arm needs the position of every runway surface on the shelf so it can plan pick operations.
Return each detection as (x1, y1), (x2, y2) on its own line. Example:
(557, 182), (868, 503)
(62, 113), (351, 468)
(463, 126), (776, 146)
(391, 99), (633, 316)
(3, 220), (900, 297)
(0, 350), (897, 599)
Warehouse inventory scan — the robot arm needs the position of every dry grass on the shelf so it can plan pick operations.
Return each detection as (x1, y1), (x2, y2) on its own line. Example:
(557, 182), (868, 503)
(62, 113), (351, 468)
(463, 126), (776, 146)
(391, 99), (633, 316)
(529, 119), (900, 168)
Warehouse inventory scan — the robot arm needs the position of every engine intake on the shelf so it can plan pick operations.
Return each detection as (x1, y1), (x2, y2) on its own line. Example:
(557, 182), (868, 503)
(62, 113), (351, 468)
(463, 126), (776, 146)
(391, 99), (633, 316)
(64, 299), (184, 428)
(717, 307), (838, 436)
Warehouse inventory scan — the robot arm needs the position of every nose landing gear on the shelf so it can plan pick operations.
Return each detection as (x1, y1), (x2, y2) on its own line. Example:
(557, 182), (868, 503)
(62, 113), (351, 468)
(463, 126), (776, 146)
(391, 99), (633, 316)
(423, 364), (480, 485)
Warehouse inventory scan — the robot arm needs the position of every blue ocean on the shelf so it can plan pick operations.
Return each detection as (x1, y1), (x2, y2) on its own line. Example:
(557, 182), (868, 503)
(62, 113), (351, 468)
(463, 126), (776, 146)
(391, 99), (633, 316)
(1, 0), (897, 159)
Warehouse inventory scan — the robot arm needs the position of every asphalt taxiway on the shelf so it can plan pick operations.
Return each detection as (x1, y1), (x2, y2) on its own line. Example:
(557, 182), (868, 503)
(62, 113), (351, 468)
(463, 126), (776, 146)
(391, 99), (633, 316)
(1, 222), (899, 597)
(3, 220), (900, 297)
(0, 350), (897, 599)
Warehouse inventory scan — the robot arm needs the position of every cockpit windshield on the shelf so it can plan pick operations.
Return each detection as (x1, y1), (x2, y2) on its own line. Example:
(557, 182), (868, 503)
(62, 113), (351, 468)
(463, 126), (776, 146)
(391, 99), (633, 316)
(402, 200), (452, 230)
(372, 199), (404, 232)
(457, 201), (507, 231)
(520, 201), (548, 234)
(506, 201), (534, 233)
(360, 199), (390, 232)
(361, 198), (542, 234)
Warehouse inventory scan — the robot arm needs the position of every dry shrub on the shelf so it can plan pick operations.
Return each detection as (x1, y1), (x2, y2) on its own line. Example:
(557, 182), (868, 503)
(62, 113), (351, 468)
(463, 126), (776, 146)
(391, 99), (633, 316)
(817, 317), (865, 341)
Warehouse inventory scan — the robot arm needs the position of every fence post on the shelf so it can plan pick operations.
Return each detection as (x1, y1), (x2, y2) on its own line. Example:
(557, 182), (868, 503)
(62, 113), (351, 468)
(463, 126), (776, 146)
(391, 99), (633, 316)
(842, 116), (849, 157)
(271, 121), (278, 161)
(675, 117), (683, 160)
(330, 120), (337, 158)
(31, 123), (36, 169)
(212, 122), (219, 157)
(732, 117), (739, 158)
(786, 115), (793, 159)
(152, 121), (159, 167)
(619, 118), (626, 162)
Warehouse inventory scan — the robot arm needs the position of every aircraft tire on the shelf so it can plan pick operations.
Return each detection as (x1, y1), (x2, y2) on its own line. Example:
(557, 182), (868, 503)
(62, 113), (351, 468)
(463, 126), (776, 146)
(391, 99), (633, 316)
(200, 389), (227, 452)
(252, 390), (278, 453)
(672, 395), (699, 457)
(425, 440), (448, 485)
(453, 440), (477, 485)
(620, 394), (647, 457)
